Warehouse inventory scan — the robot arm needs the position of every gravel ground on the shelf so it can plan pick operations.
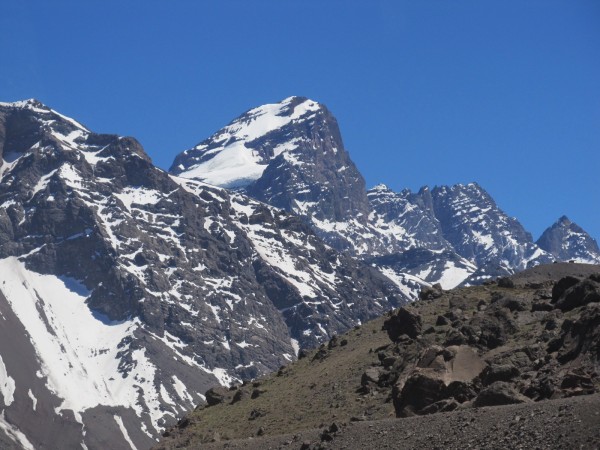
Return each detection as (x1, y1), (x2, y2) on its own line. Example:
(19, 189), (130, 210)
(191, 393), (600, 450)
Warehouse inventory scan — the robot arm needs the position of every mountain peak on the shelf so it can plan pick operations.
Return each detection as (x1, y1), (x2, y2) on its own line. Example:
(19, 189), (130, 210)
(537, 216), (600, 263)
(370, 183), (390, 192)
(557, 215), (571, 225)
(0, 98), (44, 108)
(170, 96), (326, 188)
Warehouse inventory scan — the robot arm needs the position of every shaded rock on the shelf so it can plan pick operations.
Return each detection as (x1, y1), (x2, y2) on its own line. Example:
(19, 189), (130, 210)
(531, 300), (554, 312)
(481, 364), (520, 385)
(205, 386), (230, 406)
(553, 304), (600, 363)
(551, 276), (581, 302)
(231, 389), (247, 404)
(444, 380), (478, 403)
(560, 369), (595, 396)
(497, 296), (527, 312)
(419, 398), (459, 415)
(554, 279), (600, 312)
(420, 284), (443, 300)
(497, 277), (515, 288)
(393, 373), (446, 417)
(474, 381), (530, 407)
(444, 329), (467, 346)
(383, 307), (422, 341)
(471, 309), (518, 349)
(436, 315), (449, 326)
(417, 346), (446, 370)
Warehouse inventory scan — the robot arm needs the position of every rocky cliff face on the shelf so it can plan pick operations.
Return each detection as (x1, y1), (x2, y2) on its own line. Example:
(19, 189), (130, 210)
(0, 99), (405, 449)
(171, 96), (370, 222)
(537, 216), (600, 264)
(173, 98), (597, 292)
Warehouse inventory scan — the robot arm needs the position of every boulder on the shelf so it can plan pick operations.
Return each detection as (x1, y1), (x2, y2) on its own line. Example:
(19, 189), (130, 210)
(480, 364), (520, 385)
(560, 369), (595, 396)
(531, 300), (553, 312)
(436, 315), (449, 326)
(551, 276), (581, 302)
(361, 367), (383, 387)
(554, 304), (600, 363)
(205, 386), (230, 406)
(383, 307), (422, 341)
(497, 277), (515, 288)
(393, 373), (446, 416)
(554, 279), (600, 312)
(496, 296), (527, 312)
(419, 285), (443, 300)
(473, 381), (530, 407)
(419, 398), (459, 415)
(471, 309), (518, 349)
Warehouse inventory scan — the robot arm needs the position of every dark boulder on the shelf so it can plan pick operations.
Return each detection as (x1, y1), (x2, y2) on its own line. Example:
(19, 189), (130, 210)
(496, 296), (527, 312)
(497, 277), (515, 288)
(560, 369), (595, 396)
(393, 373), (446, 417)
(420, 284), (443, 300)
(480, 364), (520, 385)
(553, 304), (600, 363)
(531, 300), (554, 312)
(436, 315), (449, 326)
(205, 386), (230, 406)
(473, 381), (529, 407)
(419, 398), (459, 415)
(554, 278), (600, 312)
(551, 276), (581, 302)
(471, 309), (518, 349)
(383, 307), (422, 341)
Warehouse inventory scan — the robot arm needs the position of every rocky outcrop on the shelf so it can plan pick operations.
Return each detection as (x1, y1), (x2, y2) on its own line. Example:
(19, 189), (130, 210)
(156, 263), (600, 448)
(368, 268), (600, 418)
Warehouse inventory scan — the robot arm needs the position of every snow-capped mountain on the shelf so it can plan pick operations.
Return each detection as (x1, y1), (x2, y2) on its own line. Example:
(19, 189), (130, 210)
(171, 96), (389, 255)
(536, 216), (600, 264)
(171, 97), (594, 291)
(0, 100), (405, 449)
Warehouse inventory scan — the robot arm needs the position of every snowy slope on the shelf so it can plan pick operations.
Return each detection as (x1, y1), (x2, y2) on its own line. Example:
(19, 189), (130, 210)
(171, 97), (322, 188)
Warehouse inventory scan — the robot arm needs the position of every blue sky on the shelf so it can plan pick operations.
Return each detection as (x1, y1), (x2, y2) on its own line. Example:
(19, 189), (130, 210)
(2, 1), (599, 241)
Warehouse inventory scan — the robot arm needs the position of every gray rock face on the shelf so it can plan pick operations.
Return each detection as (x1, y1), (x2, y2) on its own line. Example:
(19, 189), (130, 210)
(0, 99), (406, 449)
(172, 98), (597, 295)
(537, 216), (600, 264)
(171, 96), (370, 224)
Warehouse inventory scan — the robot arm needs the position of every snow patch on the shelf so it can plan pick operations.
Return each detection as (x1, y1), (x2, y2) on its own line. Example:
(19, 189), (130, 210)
(0, 355), (15, 406)
(0, 411), (35, 450)
(0, 257), (164, 430)
(113, 415), (138, 450)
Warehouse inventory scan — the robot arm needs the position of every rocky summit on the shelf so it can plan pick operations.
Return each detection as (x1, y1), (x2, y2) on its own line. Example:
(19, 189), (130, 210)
(157, 263), (600, 449)
(537, 215), (600, 264)
(0, 99), (404, 449)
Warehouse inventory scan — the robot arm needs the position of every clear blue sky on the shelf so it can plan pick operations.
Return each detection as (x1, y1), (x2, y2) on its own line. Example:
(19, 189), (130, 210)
(2, 1), (599, 241)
